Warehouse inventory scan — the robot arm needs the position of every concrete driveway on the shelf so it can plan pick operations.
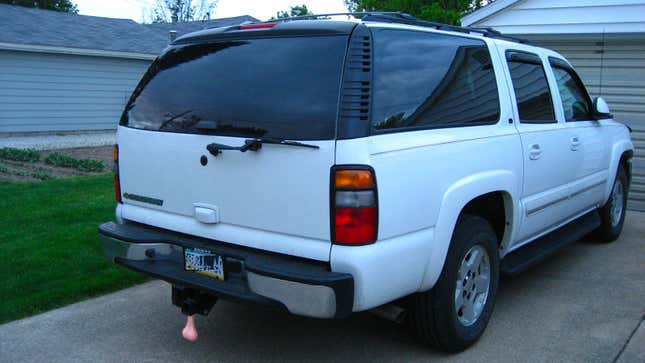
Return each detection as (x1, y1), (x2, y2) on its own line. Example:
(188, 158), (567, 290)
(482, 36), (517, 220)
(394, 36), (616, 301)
(2, 212), (644, 363)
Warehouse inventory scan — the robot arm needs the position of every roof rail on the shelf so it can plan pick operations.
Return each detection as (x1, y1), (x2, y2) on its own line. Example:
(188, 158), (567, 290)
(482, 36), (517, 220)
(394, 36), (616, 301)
(254, 11), (530, 45)
(360, 13), (531, 44)
(262, 11), (414, 22)
(465, 26), (532, 44)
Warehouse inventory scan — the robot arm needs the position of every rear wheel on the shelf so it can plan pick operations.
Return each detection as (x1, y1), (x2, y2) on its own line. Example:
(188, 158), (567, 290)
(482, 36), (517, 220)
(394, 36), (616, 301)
(596, 167), (628, 242)
(410, 215), (499, 352)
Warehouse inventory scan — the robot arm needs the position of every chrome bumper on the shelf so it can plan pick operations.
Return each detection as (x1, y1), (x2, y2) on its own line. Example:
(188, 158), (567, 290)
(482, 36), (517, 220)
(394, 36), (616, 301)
(99, 223), (353, 319)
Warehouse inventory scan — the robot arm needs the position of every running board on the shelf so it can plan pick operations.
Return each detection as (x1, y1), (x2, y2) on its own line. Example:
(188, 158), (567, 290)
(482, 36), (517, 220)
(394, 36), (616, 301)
(501, 211), (601, 275)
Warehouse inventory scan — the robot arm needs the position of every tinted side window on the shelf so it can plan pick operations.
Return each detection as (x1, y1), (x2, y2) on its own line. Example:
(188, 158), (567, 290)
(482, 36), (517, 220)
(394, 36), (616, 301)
(371, 29), (500, 132)
(506, 53), (556, 123)
(551, 66), (593, 121)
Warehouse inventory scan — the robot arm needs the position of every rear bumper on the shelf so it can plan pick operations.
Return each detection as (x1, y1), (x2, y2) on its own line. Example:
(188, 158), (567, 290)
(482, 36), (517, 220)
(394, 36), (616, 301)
(98, 222), (354, 318)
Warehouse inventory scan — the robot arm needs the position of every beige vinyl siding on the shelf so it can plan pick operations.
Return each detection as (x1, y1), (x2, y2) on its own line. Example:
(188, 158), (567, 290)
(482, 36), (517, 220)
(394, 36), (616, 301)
(0, 50), (151, 132)
(534, 38), (645, 211)
(463, 0), (645, 34)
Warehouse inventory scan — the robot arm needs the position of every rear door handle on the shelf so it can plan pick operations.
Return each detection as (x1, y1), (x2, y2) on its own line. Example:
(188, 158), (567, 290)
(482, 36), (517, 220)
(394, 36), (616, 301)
(570, 136), (581, 151)
(529, 144), (542, 160)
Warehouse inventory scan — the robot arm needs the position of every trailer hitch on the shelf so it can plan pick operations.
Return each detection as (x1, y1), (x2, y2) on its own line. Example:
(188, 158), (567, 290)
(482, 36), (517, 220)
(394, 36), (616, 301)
(172, 286), (218, 342)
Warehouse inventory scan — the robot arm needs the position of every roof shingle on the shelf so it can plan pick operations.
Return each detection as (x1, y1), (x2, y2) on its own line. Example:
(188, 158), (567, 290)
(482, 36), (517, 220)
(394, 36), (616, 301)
(0, 4), (258, 55)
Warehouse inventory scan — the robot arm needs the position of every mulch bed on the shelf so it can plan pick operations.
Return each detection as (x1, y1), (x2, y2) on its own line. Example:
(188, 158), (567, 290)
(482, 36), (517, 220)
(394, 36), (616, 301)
(0, 146), (114, 182)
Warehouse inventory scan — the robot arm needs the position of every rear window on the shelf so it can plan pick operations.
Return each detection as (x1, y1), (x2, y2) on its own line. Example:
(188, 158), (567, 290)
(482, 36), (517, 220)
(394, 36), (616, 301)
(121, 36), (348, 140)
(371, 29), (500, 132)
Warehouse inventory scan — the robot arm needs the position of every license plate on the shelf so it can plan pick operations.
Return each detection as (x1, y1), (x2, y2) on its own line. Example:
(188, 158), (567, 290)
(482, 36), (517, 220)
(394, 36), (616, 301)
(184, 247), (225, 280)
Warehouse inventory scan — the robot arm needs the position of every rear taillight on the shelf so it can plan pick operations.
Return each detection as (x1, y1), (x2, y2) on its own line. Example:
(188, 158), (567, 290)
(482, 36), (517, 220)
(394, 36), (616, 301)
(114, 145), (122, 203)
(332, 167), (378, 245)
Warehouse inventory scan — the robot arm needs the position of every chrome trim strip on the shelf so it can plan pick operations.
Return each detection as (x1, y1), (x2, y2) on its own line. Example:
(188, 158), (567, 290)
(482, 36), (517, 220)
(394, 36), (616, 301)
(570, 180), (605, 198)
(526, 195), (569, 217)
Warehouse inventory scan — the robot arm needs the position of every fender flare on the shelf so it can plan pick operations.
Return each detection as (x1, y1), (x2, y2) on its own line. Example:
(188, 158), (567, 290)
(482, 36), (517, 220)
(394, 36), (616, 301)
(418, 170), (520, 291)
(603, 140), (634, 204)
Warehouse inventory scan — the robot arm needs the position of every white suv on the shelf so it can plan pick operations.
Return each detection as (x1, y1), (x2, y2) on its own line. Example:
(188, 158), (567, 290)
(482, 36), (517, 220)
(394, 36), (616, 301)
(99, 13), (634, 352)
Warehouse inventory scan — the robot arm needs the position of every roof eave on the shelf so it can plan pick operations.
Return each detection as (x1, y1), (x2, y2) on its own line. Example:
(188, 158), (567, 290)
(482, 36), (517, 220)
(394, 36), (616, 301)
(461, 0), (521, 27)
(0, 42), (158, 60)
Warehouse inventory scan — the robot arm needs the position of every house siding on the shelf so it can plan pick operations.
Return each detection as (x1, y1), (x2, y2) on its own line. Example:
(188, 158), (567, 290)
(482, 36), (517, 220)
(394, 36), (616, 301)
(0, 50), (150, 132)
(463, 0), (645, 34)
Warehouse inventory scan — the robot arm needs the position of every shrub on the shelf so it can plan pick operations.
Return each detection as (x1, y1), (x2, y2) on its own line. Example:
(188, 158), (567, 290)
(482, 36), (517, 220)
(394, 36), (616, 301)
(31, 172), (53, 180)
(44, 153), (78, 168)
(0, 164), (36, 178)
(0, 147), (41, 162)
(76, 159), (105, 172)
(45, 153), (106, 172)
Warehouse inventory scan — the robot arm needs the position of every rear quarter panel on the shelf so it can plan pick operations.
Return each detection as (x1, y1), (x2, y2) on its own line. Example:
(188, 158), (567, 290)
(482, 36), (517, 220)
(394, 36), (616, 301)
(335, 123), (523, 292)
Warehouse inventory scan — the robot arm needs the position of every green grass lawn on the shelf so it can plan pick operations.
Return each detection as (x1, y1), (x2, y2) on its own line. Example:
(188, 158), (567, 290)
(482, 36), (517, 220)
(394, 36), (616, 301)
(0, 174), (147, 324)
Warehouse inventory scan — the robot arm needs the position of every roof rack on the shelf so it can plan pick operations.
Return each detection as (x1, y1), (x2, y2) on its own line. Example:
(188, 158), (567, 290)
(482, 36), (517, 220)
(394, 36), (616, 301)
(255, 11), (530, 45)
(261, 11), (413, 22)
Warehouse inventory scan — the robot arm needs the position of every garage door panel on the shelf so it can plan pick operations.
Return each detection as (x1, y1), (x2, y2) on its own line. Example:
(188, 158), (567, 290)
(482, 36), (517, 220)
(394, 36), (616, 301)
(573, 59), (645, 68)
(600, 87), (645, 97)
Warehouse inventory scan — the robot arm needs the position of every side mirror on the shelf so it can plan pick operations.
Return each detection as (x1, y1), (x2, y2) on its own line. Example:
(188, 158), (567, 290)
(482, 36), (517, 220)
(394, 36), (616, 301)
(593, 97), (612, 119)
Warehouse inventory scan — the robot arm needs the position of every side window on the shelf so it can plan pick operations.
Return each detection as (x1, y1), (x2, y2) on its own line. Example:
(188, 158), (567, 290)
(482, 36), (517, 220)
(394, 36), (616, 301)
(549, 61), (593, 121)
(506, 51), (556, 123)
(371, 29), (500, 132)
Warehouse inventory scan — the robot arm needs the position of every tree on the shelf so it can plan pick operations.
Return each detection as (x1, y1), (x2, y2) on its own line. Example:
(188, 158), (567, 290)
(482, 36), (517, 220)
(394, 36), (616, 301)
(147, 0), (218, 23)
(343, 0), (494, 25)
(272, 4), (313, 19)
(2, 0), (78, 13)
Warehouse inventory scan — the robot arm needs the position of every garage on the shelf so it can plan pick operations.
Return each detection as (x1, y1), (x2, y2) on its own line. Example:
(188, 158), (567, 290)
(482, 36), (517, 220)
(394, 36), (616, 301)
(462, 0), (645, 211)
(0, 49), (152, 132)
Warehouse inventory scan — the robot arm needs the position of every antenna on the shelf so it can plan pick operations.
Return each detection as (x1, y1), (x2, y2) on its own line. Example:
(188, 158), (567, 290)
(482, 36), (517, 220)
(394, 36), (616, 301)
(599, 29), (606, 96)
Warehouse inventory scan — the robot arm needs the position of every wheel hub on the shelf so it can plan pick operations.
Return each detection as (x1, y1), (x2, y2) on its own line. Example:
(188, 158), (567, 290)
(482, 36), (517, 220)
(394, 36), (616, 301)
(455, 245), (491, 326)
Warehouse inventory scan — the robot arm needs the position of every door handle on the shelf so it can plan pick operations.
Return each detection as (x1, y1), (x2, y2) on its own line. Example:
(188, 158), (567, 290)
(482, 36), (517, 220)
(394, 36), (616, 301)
(570, 136), (581, 151)
(529, 144), (542, 160)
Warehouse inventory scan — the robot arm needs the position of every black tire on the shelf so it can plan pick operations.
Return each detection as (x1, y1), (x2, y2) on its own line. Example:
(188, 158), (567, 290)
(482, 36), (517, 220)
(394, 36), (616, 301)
(409, 215), (500, 353)
(596, 167), (628, 242)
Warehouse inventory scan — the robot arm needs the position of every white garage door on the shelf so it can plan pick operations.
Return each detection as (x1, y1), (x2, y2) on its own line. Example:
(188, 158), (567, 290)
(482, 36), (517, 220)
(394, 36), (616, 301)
(0, 50), (151, 133)
(535, 37), (645, 211)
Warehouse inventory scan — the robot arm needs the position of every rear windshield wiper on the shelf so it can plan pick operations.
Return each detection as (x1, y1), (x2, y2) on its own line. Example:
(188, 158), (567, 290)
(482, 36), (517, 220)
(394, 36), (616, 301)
(252, 137), (320, 149)
(206, 137), (319, 157)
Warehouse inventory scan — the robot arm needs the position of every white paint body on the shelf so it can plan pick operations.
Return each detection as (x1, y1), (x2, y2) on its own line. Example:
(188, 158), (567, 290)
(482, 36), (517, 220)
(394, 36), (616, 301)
(116, 23), (634, 313)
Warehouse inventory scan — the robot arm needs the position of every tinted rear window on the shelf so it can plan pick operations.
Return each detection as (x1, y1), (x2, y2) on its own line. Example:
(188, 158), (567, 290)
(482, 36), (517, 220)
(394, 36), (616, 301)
(371, 29), (500, 132)
(121, 36), (348, 140)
